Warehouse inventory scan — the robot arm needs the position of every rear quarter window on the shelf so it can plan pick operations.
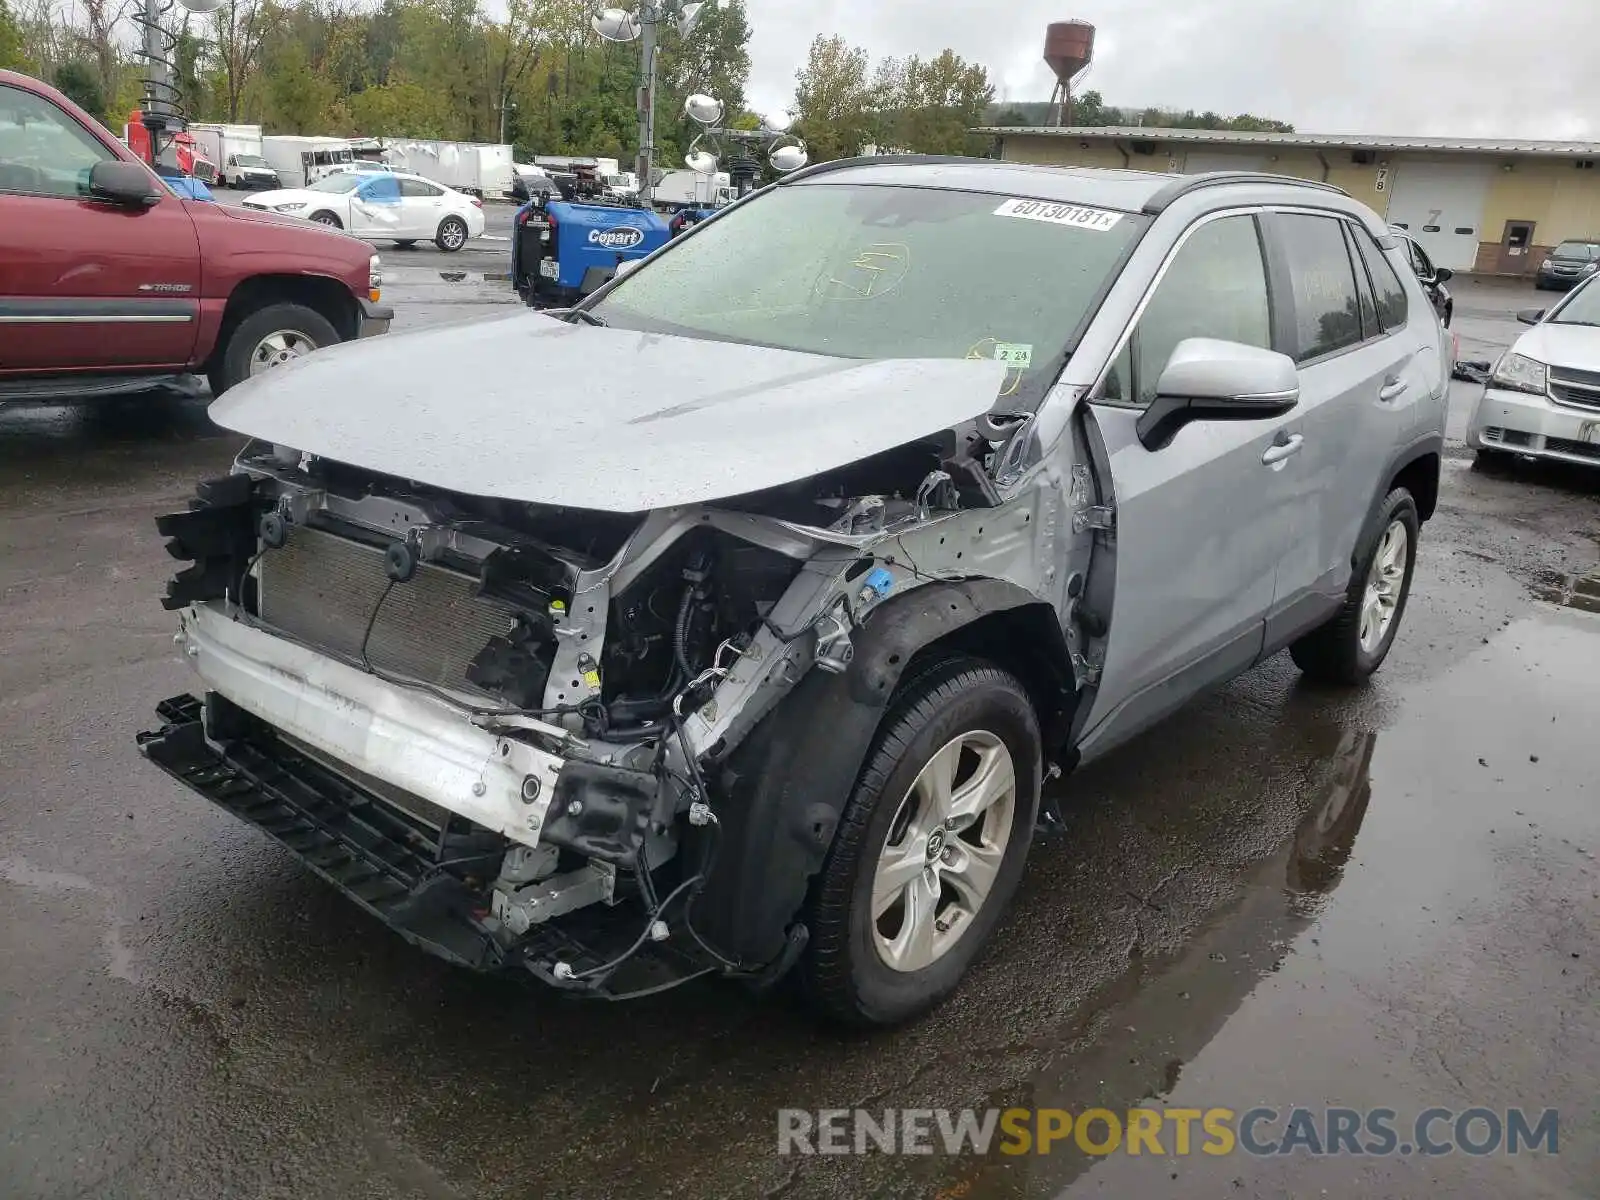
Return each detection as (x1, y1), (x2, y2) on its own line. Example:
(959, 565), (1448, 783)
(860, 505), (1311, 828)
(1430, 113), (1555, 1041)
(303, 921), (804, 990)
(1352, 227), (1410, 332)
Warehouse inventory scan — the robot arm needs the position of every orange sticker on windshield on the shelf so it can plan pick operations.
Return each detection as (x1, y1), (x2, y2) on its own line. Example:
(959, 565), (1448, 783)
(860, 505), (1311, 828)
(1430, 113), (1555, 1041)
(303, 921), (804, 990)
(994, 198), (1122, 231)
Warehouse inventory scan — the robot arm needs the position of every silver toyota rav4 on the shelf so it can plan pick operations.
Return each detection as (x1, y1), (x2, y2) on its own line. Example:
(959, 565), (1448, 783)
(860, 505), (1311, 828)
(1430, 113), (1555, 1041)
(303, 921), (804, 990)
(139, 160), (1448, 1026)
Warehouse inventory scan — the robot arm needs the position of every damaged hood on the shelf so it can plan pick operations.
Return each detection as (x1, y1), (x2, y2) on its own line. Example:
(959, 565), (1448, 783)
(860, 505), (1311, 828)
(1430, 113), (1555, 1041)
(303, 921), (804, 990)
(209, 311), (1006, 512)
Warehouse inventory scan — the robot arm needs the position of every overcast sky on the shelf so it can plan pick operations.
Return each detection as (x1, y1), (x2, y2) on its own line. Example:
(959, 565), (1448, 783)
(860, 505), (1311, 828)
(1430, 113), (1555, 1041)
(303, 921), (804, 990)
(742, 0), (1596, 140)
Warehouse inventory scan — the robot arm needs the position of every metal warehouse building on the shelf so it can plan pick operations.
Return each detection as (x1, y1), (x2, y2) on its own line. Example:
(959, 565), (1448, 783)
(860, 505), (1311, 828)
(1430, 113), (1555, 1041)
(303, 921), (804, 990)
(979, 126), (1600, 277)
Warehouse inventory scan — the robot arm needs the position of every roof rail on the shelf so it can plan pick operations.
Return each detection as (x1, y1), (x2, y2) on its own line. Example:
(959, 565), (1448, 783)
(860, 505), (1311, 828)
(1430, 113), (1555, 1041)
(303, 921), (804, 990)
(1141, 171), (1349, 214)
(777, 153), (999, 186)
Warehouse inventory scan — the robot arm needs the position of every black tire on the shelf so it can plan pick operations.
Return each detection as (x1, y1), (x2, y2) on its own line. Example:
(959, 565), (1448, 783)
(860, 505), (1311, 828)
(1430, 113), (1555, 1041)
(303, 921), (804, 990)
(394, 239), (418, 248)
(207, 302), (340, 396)
(436, 216), (469, 252)
(1443, 302), (1453, 329)
(800, 657), (1042, 1026)
(309, 211), (342, 228)
(1290, 488), (1420, 685)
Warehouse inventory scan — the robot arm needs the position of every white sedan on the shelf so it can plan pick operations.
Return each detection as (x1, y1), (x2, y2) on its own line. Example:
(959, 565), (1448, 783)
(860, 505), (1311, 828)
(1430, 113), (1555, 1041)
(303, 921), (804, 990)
(1468, 274), (1600, 469)
(242, 170), (486, 251)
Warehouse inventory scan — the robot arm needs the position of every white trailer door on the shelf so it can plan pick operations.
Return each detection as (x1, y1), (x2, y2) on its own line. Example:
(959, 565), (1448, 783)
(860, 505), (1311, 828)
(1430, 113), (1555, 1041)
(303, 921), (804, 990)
(1382, 158), (1493, 272)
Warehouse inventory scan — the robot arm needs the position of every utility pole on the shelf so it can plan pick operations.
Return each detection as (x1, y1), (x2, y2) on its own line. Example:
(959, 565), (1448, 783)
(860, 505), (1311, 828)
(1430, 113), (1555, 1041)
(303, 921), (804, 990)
(634, 6), (658, 198)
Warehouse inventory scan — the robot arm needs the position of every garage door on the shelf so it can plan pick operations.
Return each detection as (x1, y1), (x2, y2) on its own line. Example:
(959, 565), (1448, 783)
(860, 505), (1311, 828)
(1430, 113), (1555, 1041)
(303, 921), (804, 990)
(1382, 158), (1494, 272)
(1183, 151), (1270, 174)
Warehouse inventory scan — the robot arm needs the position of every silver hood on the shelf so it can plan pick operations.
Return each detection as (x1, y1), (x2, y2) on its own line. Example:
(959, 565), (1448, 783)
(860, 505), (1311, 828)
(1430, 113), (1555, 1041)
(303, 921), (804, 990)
(209, 311), (1007, 512)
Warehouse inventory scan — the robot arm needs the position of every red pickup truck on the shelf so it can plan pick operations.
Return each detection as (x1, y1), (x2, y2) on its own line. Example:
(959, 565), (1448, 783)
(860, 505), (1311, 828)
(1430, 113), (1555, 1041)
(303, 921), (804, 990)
(0, 71), (391, 402)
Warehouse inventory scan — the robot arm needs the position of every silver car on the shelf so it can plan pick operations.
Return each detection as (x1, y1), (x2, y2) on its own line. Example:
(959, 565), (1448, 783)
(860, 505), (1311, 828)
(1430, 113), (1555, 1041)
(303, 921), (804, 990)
(1467, 274), (1600, 468)
(138, 161), (1448, 1026)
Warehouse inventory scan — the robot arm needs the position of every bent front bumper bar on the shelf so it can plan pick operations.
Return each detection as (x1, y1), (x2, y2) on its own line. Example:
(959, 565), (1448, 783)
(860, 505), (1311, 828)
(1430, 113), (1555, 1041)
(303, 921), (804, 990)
(169, 602), (562, 848)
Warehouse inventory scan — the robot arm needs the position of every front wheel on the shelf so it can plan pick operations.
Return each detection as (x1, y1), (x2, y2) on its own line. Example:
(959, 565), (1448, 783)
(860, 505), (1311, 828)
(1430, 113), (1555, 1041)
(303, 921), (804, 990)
(800, 657), (1042, 1026)
(436, 216), (469, 252)
(309, 211), (342, 229)
(1290, 488), (1419, 684)
(207, 302), (339, 396)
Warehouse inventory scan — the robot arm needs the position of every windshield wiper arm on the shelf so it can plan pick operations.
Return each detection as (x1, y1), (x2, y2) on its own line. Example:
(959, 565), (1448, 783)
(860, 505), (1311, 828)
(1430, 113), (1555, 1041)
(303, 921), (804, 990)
(561, 308), (607, 327)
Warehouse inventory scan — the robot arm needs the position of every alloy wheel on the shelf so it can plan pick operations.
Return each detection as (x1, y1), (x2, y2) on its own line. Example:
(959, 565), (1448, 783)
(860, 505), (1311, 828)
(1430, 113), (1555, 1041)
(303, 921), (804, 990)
(1359, 519), (1408, 654)
(870, 730), (1017, 973)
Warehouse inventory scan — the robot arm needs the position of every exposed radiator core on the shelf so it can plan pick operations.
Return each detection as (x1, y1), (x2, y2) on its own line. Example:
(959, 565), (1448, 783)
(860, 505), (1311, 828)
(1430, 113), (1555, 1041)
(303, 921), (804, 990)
(259, 525), (518, 694)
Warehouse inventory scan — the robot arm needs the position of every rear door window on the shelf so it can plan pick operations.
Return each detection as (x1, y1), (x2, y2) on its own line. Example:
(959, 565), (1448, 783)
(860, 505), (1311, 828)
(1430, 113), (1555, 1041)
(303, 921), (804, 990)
(399, 178), (443, 198)
(1275, 213), (1365, 361)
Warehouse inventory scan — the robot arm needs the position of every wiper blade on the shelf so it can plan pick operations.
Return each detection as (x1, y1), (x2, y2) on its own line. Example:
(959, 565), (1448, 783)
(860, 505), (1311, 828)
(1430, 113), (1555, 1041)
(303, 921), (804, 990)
(559, 308), (607, 327)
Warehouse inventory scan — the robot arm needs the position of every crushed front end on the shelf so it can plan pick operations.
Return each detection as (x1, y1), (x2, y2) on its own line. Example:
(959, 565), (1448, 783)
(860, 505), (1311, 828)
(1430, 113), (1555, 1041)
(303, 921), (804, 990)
(138, 427), (1079, 999)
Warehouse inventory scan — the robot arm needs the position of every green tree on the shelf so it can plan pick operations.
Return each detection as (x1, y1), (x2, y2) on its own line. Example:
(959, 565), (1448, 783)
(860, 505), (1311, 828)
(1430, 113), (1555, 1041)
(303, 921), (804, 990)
(793, 34), (870, 162)
(991, 105), (1030, 127)
(53, 60), (105, 121)
(258, 36), (333, 132)
(0, 0), (29, 72)
(211, 0), (266, 121)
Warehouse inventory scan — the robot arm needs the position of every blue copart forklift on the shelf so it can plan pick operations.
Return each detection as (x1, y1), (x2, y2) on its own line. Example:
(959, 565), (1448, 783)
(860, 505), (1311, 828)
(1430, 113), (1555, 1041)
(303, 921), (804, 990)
(511, 197), (671, 307)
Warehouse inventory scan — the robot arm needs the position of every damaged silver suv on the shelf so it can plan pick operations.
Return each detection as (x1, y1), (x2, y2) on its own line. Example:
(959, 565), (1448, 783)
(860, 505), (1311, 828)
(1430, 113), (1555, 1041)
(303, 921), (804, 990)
(138, 160), (1448, 1026)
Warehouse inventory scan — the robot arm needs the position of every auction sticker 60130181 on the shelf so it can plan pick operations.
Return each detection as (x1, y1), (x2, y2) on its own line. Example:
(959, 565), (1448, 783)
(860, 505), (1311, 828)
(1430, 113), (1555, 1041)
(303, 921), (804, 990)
(993, 198), (1124, 232)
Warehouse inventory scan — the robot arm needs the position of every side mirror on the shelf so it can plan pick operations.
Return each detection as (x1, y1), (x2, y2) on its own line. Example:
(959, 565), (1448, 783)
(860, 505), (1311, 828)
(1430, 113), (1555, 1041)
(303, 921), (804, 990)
(1516, 308), (1544, 326)
(1433, 266), (1454, 284)
(1135, 338), (1300, 451)
(88, 160), (162, 208)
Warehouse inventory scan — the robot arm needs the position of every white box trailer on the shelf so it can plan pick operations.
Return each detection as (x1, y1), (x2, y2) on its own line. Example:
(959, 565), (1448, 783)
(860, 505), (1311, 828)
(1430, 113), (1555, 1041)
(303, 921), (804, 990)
(381, 139), (514, 198)
(188, 123), (280, 189)
(260, 135), (357, 190)
(651, 169), (732, 208)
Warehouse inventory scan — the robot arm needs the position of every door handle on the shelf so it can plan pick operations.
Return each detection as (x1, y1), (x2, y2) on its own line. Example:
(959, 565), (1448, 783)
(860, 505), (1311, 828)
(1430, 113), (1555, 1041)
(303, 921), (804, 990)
(1261, 433), (1305, 465)
(1378, 378), (1409, 402)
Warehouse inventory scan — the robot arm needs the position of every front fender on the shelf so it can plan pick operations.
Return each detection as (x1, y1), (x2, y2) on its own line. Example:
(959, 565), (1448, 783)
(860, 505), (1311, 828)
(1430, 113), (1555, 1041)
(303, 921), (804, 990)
(694, 577), (1059, 967)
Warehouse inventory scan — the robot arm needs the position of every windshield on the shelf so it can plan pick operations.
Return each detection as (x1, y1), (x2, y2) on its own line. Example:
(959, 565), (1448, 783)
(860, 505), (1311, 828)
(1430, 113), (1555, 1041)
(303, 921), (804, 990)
(307, 173), (362, 193)
(1548, 279), (1600, 326)
(1552, 241), (1600, 261)
(234, 154), (268, 167)
(591, 182), (1145, 408)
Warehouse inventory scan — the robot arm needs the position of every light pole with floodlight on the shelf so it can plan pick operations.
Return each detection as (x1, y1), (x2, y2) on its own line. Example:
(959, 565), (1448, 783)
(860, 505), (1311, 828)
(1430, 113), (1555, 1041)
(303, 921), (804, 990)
(134, 0), (221, 169)
(681, 99), (807, 197)
(591, 2), (705, 203)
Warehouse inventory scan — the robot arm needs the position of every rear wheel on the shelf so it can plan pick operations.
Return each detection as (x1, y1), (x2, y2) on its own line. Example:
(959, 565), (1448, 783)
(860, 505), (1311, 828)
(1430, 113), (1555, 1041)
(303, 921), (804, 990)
(800, 657), (1042, 1026)
(436, 216), (469, 252)
(309, 211), (342, 228)
(1291, 488), (1419, 685)
(208, 302), (339, 396)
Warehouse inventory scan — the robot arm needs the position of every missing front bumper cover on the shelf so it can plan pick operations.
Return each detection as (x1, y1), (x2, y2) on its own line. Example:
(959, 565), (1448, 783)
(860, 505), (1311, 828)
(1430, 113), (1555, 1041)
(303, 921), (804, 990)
(137, 694), (724, 998)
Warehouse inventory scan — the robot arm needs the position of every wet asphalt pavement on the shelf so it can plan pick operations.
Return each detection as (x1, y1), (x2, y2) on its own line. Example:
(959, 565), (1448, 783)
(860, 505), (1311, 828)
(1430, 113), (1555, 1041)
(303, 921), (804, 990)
(2, 279), (1598, 1199)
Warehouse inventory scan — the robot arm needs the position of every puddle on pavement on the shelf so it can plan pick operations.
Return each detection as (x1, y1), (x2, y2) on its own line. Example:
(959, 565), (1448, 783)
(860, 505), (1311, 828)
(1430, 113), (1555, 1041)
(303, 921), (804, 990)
(1530, 566), (1600, 613)
(861, 610), (1600, 1200)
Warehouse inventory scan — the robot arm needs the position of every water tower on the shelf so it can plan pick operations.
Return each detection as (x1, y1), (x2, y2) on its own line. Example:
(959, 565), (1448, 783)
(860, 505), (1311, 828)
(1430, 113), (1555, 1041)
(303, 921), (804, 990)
(1044, 20), (1095, 126)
